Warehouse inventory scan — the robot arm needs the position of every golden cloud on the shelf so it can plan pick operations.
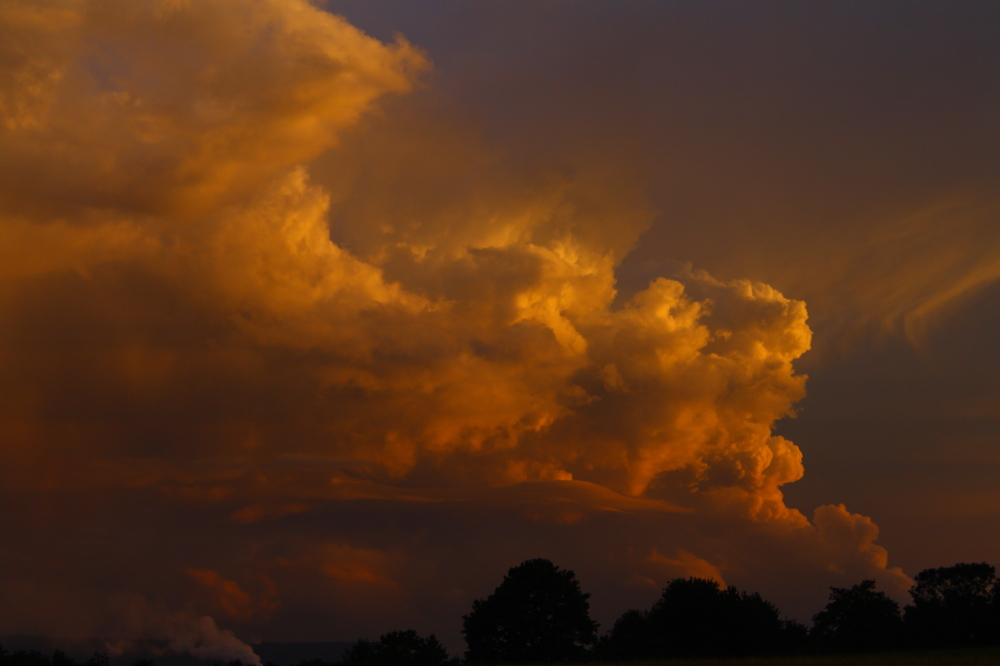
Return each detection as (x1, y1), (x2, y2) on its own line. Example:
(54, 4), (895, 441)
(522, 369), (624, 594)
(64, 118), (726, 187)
(186, 568), (280, 623)
(0, 0), (910, 647)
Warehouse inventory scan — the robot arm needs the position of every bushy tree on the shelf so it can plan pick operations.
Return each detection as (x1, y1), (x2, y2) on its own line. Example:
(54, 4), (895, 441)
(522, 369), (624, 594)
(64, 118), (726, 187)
(780, 619), (810, 654)
(651, 578), (783, 657)
(598, 577), (784, 659)
(341, 631), (447, 666)
(904, 562), (998, 647)
(463, 558), (598, 663)
(1, 650), (50, 666)
(811, 579), (902, 652)
(595, 610), (649, 661)
(376, 631), (447, 666)
(341, 639), (377, 666)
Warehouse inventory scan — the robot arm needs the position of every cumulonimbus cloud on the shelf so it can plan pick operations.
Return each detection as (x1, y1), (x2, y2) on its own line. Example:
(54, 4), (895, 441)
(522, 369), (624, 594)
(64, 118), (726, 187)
(0, 0), (909, 649)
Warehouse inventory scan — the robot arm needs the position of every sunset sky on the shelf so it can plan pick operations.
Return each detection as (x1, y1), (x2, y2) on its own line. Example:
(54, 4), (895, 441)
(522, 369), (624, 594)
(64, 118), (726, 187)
(1, 0), (999, 659)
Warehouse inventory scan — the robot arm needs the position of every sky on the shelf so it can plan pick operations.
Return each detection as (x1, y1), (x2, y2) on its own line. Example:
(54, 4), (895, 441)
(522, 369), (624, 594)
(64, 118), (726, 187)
(1, 0), (999, 659)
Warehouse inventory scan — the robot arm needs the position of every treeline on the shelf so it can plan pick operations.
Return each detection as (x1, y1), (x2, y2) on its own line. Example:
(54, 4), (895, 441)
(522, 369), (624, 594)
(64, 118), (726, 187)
(597, 562), (1000, 659)
(0, 650), (154, 666)
(344, 559), (1000, 664)
(3, 559), (999, 666)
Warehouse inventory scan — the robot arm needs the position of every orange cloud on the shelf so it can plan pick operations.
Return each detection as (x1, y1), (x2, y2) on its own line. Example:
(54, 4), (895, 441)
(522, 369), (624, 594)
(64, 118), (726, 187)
(186, 568), (281, 623)
(647, 549), (727, 587)
(0, 0), (915, 648)
(230, 502), (311, 524)
(0, 0), (428, 216)
(812, 504), (911, 590)
(317, 545), (401, 590)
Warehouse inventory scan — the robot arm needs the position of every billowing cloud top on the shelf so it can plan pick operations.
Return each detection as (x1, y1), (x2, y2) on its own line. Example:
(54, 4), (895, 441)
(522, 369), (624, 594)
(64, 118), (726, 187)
(0, 0), (910, 654)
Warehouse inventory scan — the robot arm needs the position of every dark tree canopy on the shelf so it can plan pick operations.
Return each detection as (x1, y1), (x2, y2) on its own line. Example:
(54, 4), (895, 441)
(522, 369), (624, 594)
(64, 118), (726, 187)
(910, 562), (996, 605)
(598, 577), (785, 660)
(5, 561), (1000, 666)
(811, 579), (902, 652)
(462, 558), (598, 663)
(0, 650), (50, 666)
(648, 577), (784, 657)
(341, 630), (447, 666)
(596, 610), (649, 661)
(904, 562), (999, 648)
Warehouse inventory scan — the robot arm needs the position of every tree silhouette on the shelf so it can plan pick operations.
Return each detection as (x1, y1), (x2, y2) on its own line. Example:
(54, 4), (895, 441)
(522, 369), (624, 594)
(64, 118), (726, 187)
(341, 631), (447, 666)
(374, 631), (447, 666)
(595, 610), (650, 661)
(2, 650), (50, 666)
(651, 577), (782, 658)
(599, 577), (785, 660)
(463, 558), (598, 663)
(904, 562), (998, 648)
(51, 651), (78, 666)
(811, 579), (902, 652)
(341, 639), (377, 666)
(780, 619), (810, 654)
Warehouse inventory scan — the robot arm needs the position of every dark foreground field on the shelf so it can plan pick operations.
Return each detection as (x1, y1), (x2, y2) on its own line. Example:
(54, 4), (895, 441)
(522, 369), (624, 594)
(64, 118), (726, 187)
(591, 648), (1000, 666)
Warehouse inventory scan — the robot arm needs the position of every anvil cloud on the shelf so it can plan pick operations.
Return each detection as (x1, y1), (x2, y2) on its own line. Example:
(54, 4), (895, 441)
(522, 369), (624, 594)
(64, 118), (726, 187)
(6, 0), (996, 655)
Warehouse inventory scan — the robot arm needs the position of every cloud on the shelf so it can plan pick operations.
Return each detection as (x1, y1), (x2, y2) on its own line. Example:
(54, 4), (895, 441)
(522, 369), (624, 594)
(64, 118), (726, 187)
(647, 549), (727, 586)
(0, 0), (427, 216)
(104, 595), (262, 665)
(0, 0), (912, 649)
(811, 504), (910, 589)
(186, 568), (280, 623)
(689, 192), (1000, 357)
